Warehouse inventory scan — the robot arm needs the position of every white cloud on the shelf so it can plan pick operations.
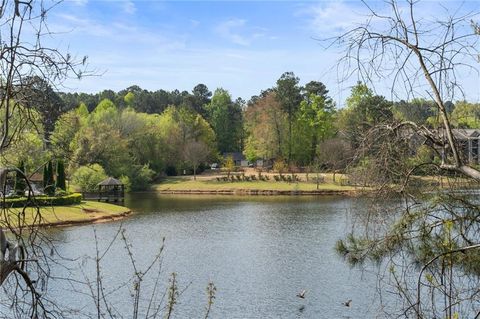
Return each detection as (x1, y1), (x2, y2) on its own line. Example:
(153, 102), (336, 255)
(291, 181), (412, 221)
(215, 18), (250, 46)
(68, 0), (88, 7)
(52, 13), (186, 50)
(215, 19), (273, 46)
(297, 1), (371, 35)
(123, 1), (136, 15)
(298, 1), (458, 37)
(190, 19), (200, 28)
(53, 13), (113, 37)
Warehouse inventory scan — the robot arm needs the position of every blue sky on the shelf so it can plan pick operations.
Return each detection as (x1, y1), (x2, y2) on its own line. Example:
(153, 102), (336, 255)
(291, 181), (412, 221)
(47, 0), (479, 105)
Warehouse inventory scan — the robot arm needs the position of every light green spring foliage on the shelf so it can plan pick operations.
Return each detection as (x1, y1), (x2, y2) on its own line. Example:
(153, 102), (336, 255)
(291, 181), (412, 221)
(158, 106), (217, 166)
(224, 155), (235, 174)
(0, 102), (43, 147)
(119, 175), (131, 192)
(243, 91), (287, 161)
(76, 103), (89, 118)
(0, 131), (47, 171)
(206, 88), (243, 154)
(89, 98), (118, 126)
(71, 163), (108, 192)
(337, 82), (373, 134)
(244, 88), (336, 166)
(243, 135), (260, 163)
(57, 100), (216, 190)
(0, 103), (49, 170)
(124, 91), (135, 107)
(450, 100), (480, 128)
(51, 106), (86, 160)
(273, 158), (286, 175)
(345, 82), (373, 109)
(296, 93), (336, 165)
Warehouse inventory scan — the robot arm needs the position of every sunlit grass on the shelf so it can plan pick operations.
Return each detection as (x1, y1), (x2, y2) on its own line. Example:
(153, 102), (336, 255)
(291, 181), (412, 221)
(154, 174), (359, 192)
(2, 201), (131, 228)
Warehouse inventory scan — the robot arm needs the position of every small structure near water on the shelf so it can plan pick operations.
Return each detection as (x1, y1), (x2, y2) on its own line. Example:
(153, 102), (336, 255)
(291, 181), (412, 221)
(97, 177), (124, 202)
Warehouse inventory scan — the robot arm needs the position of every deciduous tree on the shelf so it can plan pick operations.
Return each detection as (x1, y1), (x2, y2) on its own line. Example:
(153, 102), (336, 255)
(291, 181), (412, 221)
(183, 140), (211, 180)
(275, 72), (302, 163)
(244, 91), (287, 161)
(206, 88), (243, 153)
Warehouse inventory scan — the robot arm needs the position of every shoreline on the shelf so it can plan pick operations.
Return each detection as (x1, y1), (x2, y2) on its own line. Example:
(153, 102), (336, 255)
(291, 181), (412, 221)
(4, 201), (133, 229)
(36, 210), (133, 228)
(156, 188), (362, 196)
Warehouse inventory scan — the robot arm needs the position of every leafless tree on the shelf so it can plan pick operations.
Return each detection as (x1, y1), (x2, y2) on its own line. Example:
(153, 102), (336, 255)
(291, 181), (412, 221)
(316, 137), (352, 182)
(73, 226), (216, 319)
(334, 0), (480, 180)
(183, 140), (211, 180)
(0, 0), (87, 316)
(330, 1), (480, 318)
(0, 1), (219, 318)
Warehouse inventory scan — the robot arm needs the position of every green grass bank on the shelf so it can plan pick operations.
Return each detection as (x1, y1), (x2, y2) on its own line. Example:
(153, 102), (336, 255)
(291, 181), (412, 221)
(3, 201), (132, 228)
(154, 173), (362, 195)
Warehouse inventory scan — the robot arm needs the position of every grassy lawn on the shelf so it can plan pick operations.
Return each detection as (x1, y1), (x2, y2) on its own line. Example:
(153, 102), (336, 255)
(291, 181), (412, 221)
(412, 175), (476, 188)
(2, 201), (131, 228)
(154, 174), (359, 192)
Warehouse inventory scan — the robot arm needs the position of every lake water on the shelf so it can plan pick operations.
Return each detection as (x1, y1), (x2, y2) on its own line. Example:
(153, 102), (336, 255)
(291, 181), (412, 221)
(45, 193), (389, 318)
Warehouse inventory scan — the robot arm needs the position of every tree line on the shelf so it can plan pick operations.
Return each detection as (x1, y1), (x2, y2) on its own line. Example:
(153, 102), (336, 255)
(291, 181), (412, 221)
(5, 73), (480, 191)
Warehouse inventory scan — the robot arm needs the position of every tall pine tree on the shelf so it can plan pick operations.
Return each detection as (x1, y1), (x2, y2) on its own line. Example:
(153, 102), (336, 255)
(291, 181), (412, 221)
(44, 161), (55, 196)
(56, 160), (66, 191)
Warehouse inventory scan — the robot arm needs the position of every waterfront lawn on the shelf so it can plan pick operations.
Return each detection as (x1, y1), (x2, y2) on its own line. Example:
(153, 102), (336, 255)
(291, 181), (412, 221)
(2, 201), (131, 228)
(154, 175), (359, 192)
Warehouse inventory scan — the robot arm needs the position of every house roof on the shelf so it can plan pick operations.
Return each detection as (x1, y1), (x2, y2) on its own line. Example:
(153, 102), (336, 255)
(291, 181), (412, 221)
(98, 177), (123, 186)
(452, 129), (480, 139)
(28, 172), (43, 182)
(223, 152), (245, 161)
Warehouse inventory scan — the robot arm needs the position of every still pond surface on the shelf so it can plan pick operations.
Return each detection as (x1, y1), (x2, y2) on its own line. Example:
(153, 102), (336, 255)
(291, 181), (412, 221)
(47, 193), (388, 318)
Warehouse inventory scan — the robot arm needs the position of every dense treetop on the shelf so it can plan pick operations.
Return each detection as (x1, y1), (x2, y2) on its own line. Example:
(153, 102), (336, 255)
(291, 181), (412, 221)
(4, 73), (477, 192)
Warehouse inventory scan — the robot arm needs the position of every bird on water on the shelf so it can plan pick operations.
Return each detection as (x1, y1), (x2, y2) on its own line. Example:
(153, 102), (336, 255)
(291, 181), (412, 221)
(342, 299), (352, 307)
(296, 290), (306, 299)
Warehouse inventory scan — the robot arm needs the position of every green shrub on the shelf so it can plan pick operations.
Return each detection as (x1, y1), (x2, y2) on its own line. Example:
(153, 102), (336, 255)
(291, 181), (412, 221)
(119, 175), (131, 192)
(129, 164), (154, 191)
(55, 189), (68, 197)
(2, 193), (82, 208)
(71, 164), (108, 192)
(165, 165), (177, 176)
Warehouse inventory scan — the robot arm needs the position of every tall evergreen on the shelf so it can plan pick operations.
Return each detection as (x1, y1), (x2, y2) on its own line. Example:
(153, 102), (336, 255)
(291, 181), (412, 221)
(44, 161), (55, 196)
(56, 160), (66, 191)
(276, 72), (302, 163)
(14, 161), (26, 195)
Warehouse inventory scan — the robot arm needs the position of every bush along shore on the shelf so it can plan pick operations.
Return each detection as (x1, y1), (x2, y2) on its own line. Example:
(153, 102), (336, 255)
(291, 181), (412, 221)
(1, 193), (82, 208)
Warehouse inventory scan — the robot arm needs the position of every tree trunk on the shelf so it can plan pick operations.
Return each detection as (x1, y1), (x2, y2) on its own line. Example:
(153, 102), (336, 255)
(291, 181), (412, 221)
(310, 134), (318, 164)
(288, 116), (292, 164)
